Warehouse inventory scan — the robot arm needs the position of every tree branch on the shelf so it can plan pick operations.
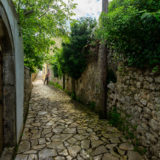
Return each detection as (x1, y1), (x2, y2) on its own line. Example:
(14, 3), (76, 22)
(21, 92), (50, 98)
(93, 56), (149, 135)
(38, 0), (52, 18)
(24, 10), (34, 17)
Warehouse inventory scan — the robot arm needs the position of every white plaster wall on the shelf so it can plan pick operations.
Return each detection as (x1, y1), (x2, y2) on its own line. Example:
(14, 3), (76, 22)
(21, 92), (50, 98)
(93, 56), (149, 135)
(1, 0), (24, 143)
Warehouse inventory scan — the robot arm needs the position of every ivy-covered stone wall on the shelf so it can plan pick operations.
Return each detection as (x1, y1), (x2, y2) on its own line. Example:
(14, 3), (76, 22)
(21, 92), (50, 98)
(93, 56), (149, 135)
(50, 47), (104, 111)
(51, 59), (101, 108)
(107, 65), (160, 160)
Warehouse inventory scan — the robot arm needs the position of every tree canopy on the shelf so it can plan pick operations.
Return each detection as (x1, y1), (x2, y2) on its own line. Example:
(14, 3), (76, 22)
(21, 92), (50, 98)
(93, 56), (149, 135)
(97, 0), (160, 68)
(52, 17), (97, 79)
(13, 0), (76, 72)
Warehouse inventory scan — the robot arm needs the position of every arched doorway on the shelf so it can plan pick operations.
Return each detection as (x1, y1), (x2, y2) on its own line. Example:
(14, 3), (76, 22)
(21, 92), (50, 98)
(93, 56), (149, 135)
(0, 1), (24, 157)
(0, 37), (3, 154)
(0, 4), (16, 154)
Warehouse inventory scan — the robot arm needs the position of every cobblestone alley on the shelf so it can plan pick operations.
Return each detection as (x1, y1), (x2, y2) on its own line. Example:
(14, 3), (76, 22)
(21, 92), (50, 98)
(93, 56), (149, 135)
(15, 80), (144, 160)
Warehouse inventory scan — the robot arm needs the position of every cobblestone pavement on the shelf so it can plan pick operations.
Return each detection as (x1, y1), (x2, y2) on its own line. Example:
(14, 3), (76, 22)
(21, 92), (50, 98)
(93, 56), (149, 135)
(15, 80), (144, 160)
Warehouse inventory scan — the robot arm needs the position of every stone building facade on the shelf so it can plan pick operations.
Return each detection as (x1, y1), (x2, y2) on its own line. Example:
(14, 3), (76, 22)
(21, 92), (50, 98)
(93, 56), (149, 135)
(0, 0), (24, 157)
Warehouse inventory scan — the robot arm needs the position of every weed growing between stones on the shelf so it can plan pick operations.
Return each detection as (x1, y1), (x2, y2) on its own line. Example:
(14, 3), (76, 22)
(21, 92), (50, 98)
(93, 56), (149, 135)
(152, 66), (159, 73)
(70, 92), (96, 112)
(88, 101), (96, 111)
(70, 92), (77, 101)
(49, 81), (63, 90)
(108, 107), (147, 155)
(49, 81), (73, 97)
(49, 81), (97, 112)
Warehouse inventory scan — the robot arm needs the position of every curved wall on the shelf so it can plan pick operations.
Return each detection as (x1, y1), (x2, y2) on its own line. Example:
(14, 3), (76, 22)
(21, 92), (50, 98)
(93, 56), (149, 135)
(0, 0), (24, 145)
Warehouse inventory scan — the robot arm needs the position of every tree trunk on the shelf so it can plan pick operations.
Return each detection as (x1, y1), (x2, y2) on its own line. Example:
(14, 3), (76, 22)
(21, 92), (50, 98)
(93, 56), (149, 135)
(98, 44), (108, 118)
(102, 0), (108, 13)
(98, 0), (108, 119)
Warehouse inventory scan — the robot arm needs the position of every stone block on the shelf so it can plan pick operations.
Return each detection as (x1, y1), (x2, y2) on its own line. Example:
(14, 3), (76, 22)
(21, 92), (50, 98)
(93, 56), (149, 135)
(3, 55), (15, 85)
(149, 119), (158, 131)
(145, 77), (153, 83)
(155, 77), (160, 83)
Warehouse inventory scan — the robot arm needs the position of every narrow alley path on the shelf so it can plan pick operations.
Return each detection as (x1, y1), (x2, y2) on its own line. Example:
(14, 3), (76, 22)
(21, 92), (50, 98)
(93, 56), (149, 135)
(15, 80), (144, 160)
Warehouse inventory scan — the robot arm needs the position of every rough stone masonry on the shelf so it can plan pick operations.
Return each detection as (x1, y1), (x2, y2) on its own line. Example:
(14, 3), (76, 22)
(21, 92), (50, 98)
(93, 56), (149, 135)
(107, 65), (160, 160)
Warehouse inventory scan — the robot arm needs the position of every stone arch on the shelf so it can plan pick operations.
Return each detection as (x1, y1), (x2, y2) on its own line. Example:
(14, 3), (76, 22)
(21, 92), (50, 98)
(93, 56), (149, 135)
(0, 1), (17, 154)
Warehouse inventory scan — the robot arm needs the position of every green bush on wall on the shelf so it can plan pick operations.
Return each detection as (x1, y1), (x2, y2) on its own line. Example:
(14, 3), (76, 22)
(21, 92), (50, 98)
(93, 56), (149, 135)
(52, 65), (59, 78)
(59, 17), (97, 79)
(98, 0), (160, 68)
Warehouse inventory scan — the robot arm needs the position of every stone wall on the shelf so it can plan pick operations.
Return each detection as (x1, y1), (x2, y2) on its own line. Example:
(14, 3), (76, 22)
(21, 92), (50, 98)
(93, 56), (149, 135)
(70, 46), (106, 112)
(50, 47), (103, 109)
(107, 65), (160, 159)
(50, 44), (160, 158)
(24, 67), (32, 122)
(74, 59), (100, 106)
(31, 73), (37, 81)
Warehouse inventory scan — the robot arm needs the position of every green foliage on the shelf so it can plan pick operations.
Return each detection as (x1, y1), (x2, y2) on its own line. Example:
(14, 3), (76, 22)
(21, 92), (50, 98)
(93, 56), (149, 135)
(108, 107), (134, 138)
(49, 81), (63, 90)
(58, 17), (97, 79)
(134, 145), (147, 155)
(71, 92), (77, 100)
(88, 101), (96, 111)
(152, 65), (159, 73)
(52, 65), (59, 77)
(109, 0), (160, 12)
(97, 0), (160, 68)
(13, 0), (76, 72)
(108, 107), (123, 128)
(50, 48), (64, 78)
(108, 107), (147, 155)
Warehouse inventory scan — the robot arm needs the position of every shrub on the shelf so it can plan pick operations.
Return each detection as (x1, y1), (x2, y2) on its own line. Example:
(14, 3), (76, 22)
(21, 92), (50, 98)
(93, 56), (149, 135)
(51, 48), (63, 78)
(109, 0), (160, 12)
(49, 82), (63, 90)
(59, 17), (97, 79)
(108, 107), (123, 128)
(98, 0), (160, 68)
(52, 65), (59, 77)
